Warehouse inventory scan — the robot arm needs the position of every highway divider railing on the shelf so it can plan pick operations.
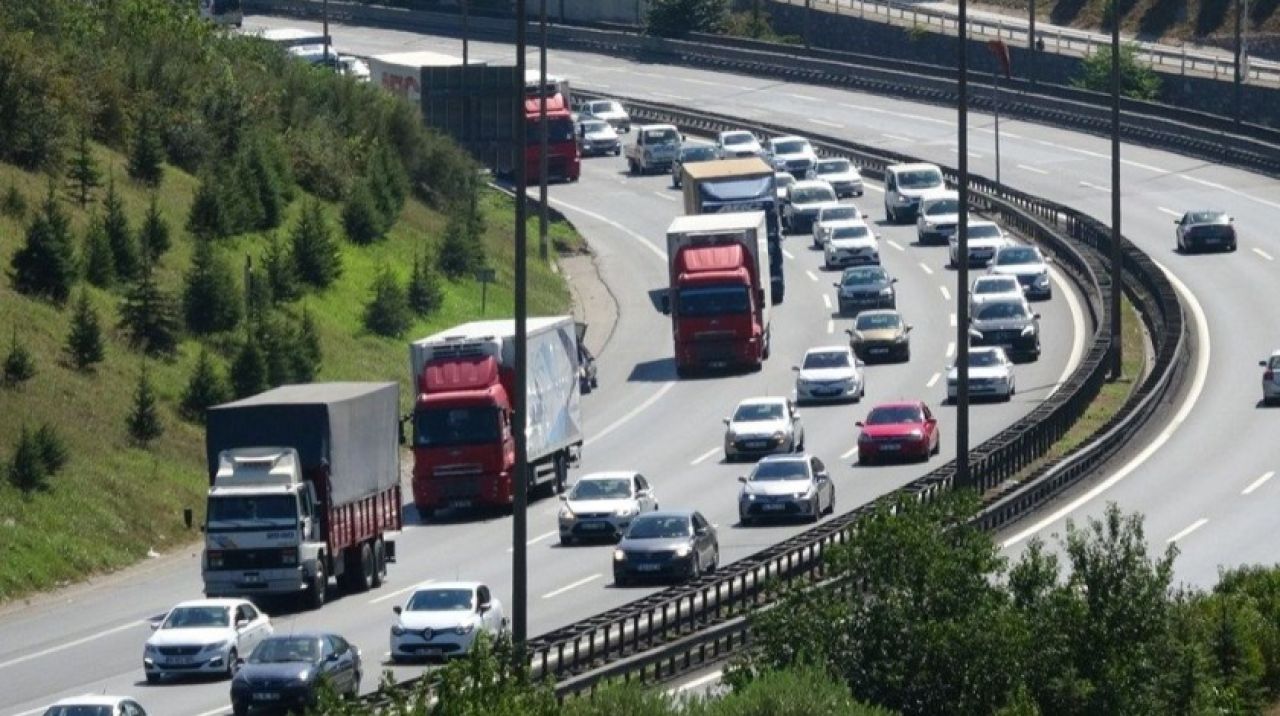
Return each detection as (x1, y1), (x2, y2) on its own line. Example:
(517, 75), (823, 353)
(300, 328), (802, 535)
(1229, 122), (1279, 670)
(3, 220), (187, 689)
(246, 0), (1280, 179)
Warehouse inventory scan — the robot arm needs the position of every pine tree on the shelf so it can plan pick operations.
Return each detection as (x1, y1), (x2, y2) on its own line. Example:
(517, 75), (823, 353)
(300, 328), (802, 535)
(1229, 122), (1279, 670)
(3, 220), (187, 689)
(0, 183), (26, 220)
(363, 266), (412, 337)
(9, 183), (77, 304)
(244, 262), (273, 321)
(368, 140), (408, 226)
(243, 138), (286, 231)
(261, 232), (300, 304)
(290, 199), (342, 288)
(257, 312), (294, 387)
(138, 194), (171, 262)
(182, 238), (242, 335)
(292, 308), (323, 382)
(407, 248), (444, 316)
(126, 363), (164, 445)
(34, 423), (68, 475)
(7, 425), (47, 492)
(119, 262), (181, 357)
(65, 289), (105, 371)
(437, 208), (479, 280)
(127, 107), (165, 188)
(103, 176), (140, 281)
(3, 328), (36, 387)
(65, 128), (102, 209)
(180, 348), (231, 423)
(342, 181), (385, 245)
(82, 215), (116, 288)
(230, 337), (267, 398)
(187, 171), (227, 241)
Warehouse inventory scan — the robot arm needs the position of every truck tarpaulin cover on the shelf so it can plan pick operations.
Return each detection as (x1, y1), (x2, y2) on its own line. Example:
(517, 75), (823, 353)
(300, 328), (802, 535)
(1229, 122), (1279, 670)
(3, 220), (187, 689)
(205, 382), (400, 505)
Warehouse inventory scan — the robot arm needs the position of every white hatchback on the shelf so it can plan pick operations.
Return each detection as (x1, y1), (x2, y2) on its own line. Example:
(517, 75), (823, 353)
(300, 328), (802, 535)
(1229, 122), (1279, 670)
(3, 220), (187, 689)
(793, 346), (865, 403)
(391, 582), (507, 661)
(143, 598), (272, 682)
(812, 204), (863, 247)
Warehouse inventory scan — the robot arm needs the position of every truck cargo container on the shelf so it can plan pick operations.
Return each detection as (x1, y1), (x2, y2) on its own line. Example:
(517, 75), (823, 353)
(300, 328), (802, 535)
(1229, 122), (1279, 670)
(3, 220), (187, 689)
(663, 213), (772, 375)
(681, 158), (785, 303)
(368, 51), (474, 105)
(202, 383), (402, 610)
(409, 317), (583, 517)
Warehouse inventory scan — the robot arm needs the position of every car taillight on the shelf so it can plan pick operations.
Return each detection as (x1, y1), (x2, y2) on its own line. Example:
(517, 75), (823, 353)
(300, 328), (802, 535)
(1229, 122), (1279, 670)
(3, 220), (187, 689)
(280, 548), (298, 566)
(207, 550), (223, 568)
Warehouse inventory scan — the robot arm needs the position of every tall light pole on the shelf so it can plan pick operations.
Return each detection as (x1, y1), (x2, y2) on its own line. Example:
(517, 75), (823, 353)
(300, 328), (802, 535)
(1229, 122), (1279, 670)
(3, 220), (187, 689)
(1109, 0), (1123, 380)
(512, 0), (530, 658)
(1234, 0), (1247, 126)
(1028, 0), (1037, 86)
(462, 0), (470, 67)
(539, 0), (550, 262)
(956, 0), (971, 489)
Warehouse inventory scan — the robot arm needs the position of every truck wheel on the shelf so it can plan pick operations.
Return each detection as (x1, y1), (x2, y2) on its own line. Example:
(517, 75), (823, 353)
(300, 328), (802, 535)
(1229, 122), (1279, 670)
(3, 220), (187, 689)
(348, 544), (374, 593)
(371, 540), (386, 589)
(553, 454), (568, 495)
(627, 158), (638, 174)
(307, 564), (326, 610)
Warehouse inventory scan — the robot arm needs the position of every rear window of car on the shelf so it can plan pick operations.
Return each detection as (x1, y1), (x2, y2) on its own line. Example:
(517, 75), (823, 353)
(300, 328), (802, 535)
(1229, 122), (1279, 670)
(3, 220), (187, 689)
(817, 159), (852, 173)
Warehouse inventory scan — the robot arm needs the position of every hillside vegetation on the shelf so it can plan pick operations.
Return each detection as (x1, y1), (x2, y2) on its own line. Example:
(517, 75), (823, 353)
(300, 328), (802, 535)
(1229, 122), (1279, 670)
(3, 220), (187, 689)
(0, 0), (578, 603)
(974, 0), (1280, 49)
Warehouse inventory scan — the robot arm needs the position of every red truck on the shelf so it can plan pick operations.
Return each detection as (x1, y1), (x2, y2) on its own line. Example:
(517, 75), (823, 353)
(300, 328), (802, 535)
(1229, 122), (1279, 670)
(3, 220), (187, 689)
(524, 90), (580, 182)
(408, 317), (584, 518)
(662, 212), (773, 376)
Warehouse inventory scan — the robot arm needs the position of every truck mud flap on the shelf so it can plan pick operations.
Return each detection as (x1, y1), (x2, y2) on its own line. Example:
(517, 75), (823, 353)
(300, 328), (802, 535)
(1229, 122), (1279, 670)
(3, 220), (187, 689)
(384, 539), (397, 563)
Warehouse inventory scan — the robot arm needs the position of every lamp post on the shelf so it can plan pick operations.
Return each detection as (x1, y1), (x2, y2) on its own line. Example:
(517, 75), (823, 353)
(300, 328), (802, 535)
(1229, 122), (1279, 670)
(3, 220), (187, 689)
(1234, 0), (1248, 126)
(956, 0), (971, 489)
(539, 0), (550, 263)
(1108, 0), (1123, 380)
(512, 0), (530, 658)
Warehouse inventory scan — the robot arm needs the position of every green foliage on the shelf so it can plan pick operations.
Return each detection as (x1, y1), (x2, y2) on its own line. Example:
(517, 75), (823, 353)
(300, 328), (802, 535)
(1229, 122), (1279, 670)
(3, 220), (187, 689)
(7, 425), (48, 492)
(1075, 43), (1162, 100)
(240, 135), (290, 231)
(706, 666), (894, 716)
(261, 231), (301, 304)
(125, 364), (163, 446)
(181, 238), (242, 335)
(103, 176), (141, 281)
(127, 104), (165, 187)
(137, 194), (171, 261)
(82, 215), (116, 288)
(33, 423), (69, 476)
(647, 0), (730, 38)
(292, 308), (323, 382)
(290, 199), (342, 288)
(1, 183), (27, 220)
(368, 140), (409, 225)
(432, 635), (559, 716)
(363, 266), (413, 337)
(0, 31), (71, 170)
(342, 181), (386, 245)
(186, 171), (228, 241)
(65, 290), (106, 371)
(407, 248), (444, 316)
(180, 348), (230, 423)
(118, 264), (181, 357)
(255, 311), (296, 387)
(66, 128), (103, 209)
(9, 184), (77, 305)
(437, 197), (486, 280)
(229, 336), (267, 399)
(3, 328), (37, 387)
(723, 1), (801, 44)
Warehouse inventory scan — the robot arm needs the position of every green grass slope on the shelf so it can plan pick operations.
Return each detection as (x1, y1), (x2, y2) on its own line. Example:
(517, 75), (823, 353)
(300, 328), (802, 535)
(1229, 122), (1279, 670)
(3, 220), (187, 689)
(975, 0), (1279, 47)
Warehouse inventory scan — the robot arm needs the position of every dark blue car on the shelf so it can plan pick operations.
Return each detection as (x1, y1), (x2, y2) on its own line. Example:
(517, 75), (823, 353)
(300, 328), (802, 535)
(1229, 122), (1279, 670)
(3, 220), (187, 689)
(230, 632), (361, 715)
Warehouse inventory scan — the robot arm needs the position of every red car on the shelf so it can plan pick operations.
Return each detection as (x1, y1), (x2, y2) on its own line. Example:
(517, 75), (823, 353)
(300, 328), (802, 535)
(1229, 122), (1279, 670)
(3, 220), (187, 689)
(855, 401), (940, 464)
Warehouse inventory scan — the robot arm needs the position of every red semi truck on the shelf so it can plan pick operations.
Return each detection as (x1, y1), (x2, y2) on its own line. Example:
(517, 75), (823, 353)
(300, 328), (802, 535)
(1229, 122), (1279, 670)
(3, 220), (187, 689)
(524, 91), (580, 182)
(663, 212), (773, 376)
(408, 318), (584, 518)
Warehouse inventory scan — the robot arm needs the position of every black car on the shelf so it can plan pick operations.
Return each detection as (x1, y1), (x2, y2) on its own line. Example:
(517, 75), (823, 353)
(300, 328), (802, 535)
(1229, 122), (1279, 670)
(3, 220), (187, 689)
(1175, 210), (1237, 253)
(613, 510), (718, 586)
(230, 633), (361, 715)
(833, 266), (897, 314)
(672, 143), (718, 188)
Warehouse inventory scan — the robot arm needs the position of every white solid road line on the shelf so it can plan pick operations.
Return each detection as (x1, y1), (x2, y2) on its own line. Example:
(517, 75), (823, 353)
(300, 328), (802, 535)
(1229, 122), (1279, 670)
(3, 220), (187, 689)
(1242, 471), (1275, 495)
(1045, 266), (1088, 398)
(652, 191), (678, 202)
(549, 198), (666, 261)
(926, 372), (941, 388)
(946, 341), (956, 358)
(369, 579), (435, 605)
(504, 530), (559, 553)
(542, 573), (602, 599)
(691, 446), (720, 466)
(888, 239), (905, 251)
(1017, 164), (1049, 175)
(827, 319), (835, 334)
(782, 248), (795, 260)
(810, 118), (844, 128)
(1177, 173), (1280, 211)
(806, 270), (820, 282)
(669, 669), (725, 694)
(939, 285), (951, 301)
(1121, 159), (1167, 173)
(1003, 261), (1210, 548)
(822, 294), (832, 309)
(1157, 206), (1182, 217)
(584, 382), (677, 447)
(918, 262), (934, 275)
(786, 92), (819, 101)
(1167, 518), (1209, 544)
(192, 708), (231, 716)
(1078, 180), (1110, 192)
(1253, 247), (1275, 261)
(0, 619), (146, 672)
(883, 133), (912, 143)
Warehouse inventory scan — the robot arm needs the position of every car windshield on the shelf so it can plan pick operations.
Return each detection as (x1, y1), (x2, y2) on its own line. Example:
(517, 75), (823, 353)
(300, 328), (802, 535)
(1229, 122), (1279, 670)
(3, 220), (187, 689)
(677, 285), (750, 317)
(733, 403), (785, 421)
(791, 186), (836, 204)
(821, 206), (859, 222)
(855, 313), (900, 330)
(975, 301), (1030, 320)
(627, 515), (691, 539)
(415, 406), (500, 448)
(1186, 211), (1227, 224)
(969, 224), (1003, 240)
(803, 351), (851, 369)
(773, 140), (808, 154)
(843, 268), (887, 285)
(750, 460), (809, 482)
(570, 478), (632, 500)
(682, 146), (717, 161)
(817, 159), (852, 174)
(897, 169), (943, 189)
(968, 351), (1002, 367)
(1270, 356), (1280, 369)
(43, 708), (114, 716)
(250, 637), (321, 664)
(995, 247), (1039, 265)
(831, 226), (871, 240)
(406, 588), (473, 612)
(975, 277), (1018, 294)
(924, 199), (960, 215)
(580, 120), (608, 133)
(723, 132), (754, 145)
(207, 495), (296, 522)
(590, 101), (621, 114)
(162, 606), (230, 629)
(644, 127), (680, 145)
(866, 406), (924, 425)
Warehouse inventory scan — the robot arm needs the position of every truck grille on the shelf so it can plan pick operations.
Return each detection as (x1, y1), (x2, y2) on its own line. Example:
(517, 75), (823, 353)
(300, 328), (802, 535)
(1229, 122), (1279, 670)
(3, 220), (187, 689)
(210, 549), (289, 570)
(438, 479), (482, 499)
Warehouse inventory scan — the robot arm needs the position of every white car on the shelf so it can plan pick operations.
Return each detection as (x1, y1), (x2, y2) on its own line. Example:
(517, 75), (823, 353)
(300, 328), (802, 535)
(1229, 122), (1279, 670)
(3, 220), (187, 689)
(811, 157), (863, 197)
(43, 696), (149, 716)
(723, 397), (804, 461)
(916, 189), (960, 245)
(558, 471), (659, 544)
(577, 118), (621, 157)
(793, 346), (865, 403)
(783, 179), (838, 234)
(970, 274), (1024, 313)
(579, 99), (631, 132)
(812, 204), (863, 247)
(775, 172), (796, 205)
(823, 221), (879, 269)
(143, 598), (273, 682)
(716, 129), (764, 159)
(884, 162), (945, 223)
(948, 220), (1009, 268)
(947, 347), (1016, 402)
(336, 54), (370, 82)
(1260, 351), (1280, 406)
(766, 135), (818, 178)
(988, 244), (1053, 300)
(390, 582), (507, 661)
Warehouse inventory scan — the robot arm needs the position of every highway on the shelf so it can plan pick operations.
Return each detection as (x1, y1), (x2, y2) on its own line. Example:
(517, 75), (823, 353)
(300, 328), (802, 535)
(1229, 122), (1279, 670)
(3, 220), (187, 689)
(0, 12), (1275, 714)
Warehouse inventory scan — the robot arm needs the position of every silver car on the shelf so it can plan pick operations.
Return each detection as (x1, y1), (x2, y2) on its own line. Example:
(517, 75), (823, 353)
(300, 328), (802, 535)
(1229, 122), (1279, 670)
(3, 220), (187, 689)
(576, 119), (621, 157)
(946, 346), (1015, 402)
(970, 274), (1024, 314)
(794, 346), (865, 403)
(823, 221), (879, 269)
(723, 397), (805, 461)
(767, 135), (818, 178)
(558, 472), (659, 544)
(948, 220), (1009, 268)
(988, 244), (1053, 300)
(811, 157), (863, 197)
(812, 204), (862, 247)
(1261, 352), (1280, 406)
(716, 129), (764, 159)
(783, 180), (838, 234)
(738, 454), (834, 525)
(579, 99), (630, 133)
(916, 190), (959, 245)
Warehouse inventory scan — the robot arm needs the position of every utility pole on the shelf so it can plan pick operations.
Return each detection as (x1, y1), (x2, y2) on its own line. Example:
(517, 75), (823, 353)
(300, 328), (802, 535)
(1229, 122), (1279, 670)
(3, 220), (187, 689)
(512, 0), (530, 660)
(1109, 0), (1123, 380)
(1234, 0), (1247, 126)
(957, 0), (971, 489)
(539, 0), (550, 263)
(993, 66), (1002, 186)
(463, 0), (470, 67)
(1029, 0), (1037, 86)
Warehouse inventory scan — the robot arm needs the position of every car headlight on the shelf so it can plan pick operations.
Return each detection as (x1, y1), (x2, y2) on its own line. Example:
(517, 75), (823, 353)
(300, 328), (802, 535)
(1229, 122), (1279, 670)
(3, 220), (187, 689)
(894, 333), (908, 343)
(794, 490), (811, 499)
(1021, 325), (1037, 336)
(391, 624), (405, 636)
(850, 330), (863, 340)
(1035, 272), (1050, 285)
(674, 544), (692, 558)
(454, 623), (476, 635)
(745, 492), (757, 501)
(879, 287), (894, 296)
(144, 644), (158, 655)
(772, 431), (786, 441)
(558, 506), (574, 520)
(615, 506), (638, 517)
(895, 195), (911, 204)
(613, 549), (626, 562)
(297, 669), (311, 681)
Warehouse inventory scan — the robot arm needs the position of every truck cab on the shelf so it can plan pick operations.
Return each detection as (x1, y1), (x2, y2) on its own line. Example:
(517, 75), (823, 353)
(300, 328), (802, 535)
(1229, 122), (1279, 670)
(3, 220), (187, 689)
(524, 92), (581, 182)
(627, 124), (682, 175)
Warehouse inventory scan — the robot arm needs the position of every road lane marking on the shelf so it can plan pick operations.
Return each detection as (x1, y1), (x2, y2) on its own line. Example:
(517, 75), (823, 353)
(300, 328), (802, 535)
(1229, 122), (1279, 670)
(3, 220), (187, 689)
(1176, 174), (1280, 211)
(840, 444), (859, 459)
(806, 270), (819, 282)
(652, 92), (692, 101)
(1166, 518), (1209, 544)
(543, 573), (601, 599)
(1242, 471), (1275, 495)
(887, 240), (905, 251)
(946, 341), (956, 358)
(191, 709), (231, 716)
(584, 382), (678, 447)
(1045, 266), (1088, 398)
(782, 248), (795, 260)
(882, 133), (912, 143)
(1003, 261), (1209, 549)
(691, 446), (720, 466)
(1178, 174), (1225, 190)
(926, 372), (941, 388)
(1157, 206), (1181, 217)
(822, 294), (832, 309)
(939, 285), (951, 301)
(809, 118), (844, 128)
(1120, 159), (1167, 173)
(827, 319), (835, 334)
(0, 619), (147, 671)
(918, 262), (934, 275)
(369, 579), (435, 604)
(549, 198), (666, 261)
(1253, 247), (1274, 261)
(1017, 164), (1048, 175)
(786, 92), (818, 101)
(841, 103), (950, 125)
(652, 191), (678, 202)
(949, 313), (957, 327)
(669, 669), (725, 694)
(1078, 180), (1110, 192)
(864, 184), (885, 193)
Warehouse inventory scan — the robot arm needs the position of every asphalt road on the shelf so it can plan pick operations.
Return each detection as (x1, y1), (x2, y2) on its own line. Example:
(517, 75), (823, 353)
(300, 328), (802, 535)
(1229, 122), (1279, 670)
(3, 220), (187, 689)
(5, 12), (1278, 713)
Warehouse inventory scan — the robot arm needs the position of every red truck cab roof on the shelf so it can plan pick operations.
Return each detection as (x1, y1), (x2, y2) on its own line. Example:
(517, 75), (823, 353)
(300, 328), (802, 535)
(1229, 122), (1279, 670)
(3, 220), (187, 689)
(675, 244), (753, 285)
(417, 355), (512, 408)
(524, 92), (571, 118)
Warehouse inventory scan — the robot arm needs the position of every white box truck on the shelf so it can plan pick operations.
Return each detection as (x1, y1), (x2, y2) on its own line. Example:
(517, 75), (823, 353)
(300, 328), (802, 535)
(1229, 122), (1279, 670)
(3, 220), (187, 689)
(368, 50), (480, 105)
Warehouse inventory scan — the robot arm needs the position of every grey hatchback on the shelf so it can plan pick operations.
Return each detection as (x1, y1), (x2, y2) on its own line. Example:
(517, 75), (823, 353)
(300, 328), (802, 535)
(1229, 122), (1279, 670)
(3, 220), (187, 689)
(613, 510), (719, 586)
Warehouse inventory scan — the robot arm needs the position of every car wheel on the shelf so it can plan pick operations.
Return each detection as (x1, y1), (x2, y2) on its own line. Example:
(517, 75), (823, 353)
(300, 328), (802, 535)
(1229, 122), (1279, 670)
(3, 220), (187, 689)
(859, 452), (872, 466)
(307, 564), (326, 610)
(809, 498), (820, 522)
(232, 702), (249, 716)
(560, 535), (574, 546)
(627, 158), (637, 174)
(690, 553), (703, 580)
(902, 345), (911, 362)
(226, 648), (239, 679)
(371, 539), (387, 588)
(933, 437), (941, 455)
(827, 488), (836, 515)
(146, 672), (161, 685)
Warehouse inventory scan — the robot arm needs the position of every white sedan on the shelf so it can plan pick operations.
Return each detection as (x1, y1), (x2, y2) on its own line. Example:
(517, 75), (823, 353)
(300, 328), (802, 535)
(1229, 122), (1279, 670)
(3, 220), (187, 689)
(793, 346), (865, 403)
(558, 471), (659, 544)
(143, 598), (273, 682)
(811, 157), (864, 197)
(716, 129), (764, 159)
(44, 696), (149, 716)
(811, 204), (863, 247)
(949, 220), (1010, 268)
(823, 221), (879, 269)
(969, 274), (1024, 314)
(391, 582), (507, 661)
(947, 347), (1016, 402)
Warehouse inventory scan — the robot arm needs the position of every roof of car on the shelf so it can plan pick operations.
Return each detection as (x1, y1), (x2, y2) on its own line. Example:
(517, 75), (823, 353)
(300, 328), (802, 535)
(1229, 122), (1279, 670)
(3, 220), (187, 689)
(576, 471), (639, 481)
(170, 598), (248, 610)
(408, 581), (481, 592)
(757, 454), (810, 464)
(920, 188), (959, 200)
(805, 345), (852, 355)
(720, 129), (755, 137)
(995, 244), (1041, 255)
(770, 135), (808, 144)
(888, 162), (941, 173)
(824, 219), (868, 230)
(49, 696), (131, 707)
(855, 308), (901, 318)
(870, 400), (927, 409)
(638, 509), (696, 519)
(976, 274), (1019, 282)
(737, 396), (788, 407)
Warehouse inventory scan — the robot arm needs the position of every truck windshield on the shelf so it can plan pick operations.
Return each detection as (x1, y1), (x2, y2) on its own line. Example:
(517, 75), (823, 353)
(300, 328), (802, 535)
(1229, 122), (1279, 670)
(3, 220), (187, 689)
(644, 128), (680, 145)
(678, 285), (750, 317)
(416, 406), (501, 447)
(207, 495), (297, 522)
(527, 117), (575, 143)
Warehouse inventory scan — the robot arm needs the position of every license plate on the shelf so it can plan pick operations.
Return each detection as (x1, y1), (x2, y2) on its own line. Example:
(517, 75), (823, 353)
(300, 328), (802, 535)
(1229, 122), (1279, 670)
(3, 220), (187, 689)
(880, 444), (901, 451)
(746, 441), (767, 449)
(450, 499), (473, 508)
(869, 347), (889, 354)
(253, 693), (281, 701)
(709, 361), (728, 368)
(815, 387), (839, 395)
(420, 647), (442, 656)
(580, 522), (607, 531)
(636, 564), (661, 572)
(762, 503), (786, 512)
(242, 573), (263, 583)
(167, 656), (196, 665)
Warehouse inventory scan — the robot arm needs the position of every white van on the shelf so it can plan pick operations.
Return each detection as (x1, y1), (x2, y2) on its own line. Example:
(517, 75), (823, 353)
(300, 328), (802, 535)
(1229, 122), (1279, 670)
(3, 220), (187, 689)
(884, 163), (945, 223)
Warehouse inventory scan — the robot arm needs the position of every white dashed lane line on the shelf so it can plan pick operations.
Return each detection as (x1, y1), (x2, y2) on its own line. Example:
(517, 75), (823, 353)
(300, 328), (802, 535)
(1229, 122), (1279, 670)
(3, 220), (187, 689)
(1253, 248), (1275, 261)
(1156, 206), (1182, 217)
(926, 372), (941, 388)
(822, 294), (832, 309)
(652, 191), (678, 202)
(542, 574), (602, 599)
(1078, 180), (1110, 193)
(918, 262), (934, 275)
(827, 320), (835, 334)
(690, 446), (720, 466)
(1242, 471), (1275, 495)
(1017, 164), (1048, 175)
(806, 270), (820, 282)
(787, 93), (819, 101)
(810, 118), (844, 129)
(887, 240), (905, 251)
(782, 248), (795, 260)
(949, 313), (958, 327)
(369, 580), (435, 604)
(946, 341), (956, 358)
(939, 285), (951, 301)
(883, 133), (912, 143)
(1166, 518), (1209, 544)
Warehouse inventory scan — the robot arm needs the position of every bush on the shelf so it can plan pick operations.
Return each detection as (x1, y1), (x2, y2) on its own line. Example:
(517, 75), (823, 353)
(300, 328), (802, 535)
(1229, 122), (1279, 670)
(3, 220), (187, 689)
(180, 348), (231, 423)
(437, 197), (486, 280)
(9, 184), (77, 305)
(182, 238), (242, 335)
(647, 0), (730, 38)
(292, 308), (323, 382)
(1, 183), (27, 219)
(186, 171), (229, 241)
(3, 329), (37, 388)
(363, 267), (413, 337)
(342, 181), (386, 245)
(126, 364), (164, 445)
(34, 423), (69, 475)
(66, 289), (106, 371)
(1075, 43), (1161, 100)
(407, 248), (444, 316)
(290, 199), (342, 288)
(82, 215), (116, 288)
(0, 31), (71, 170)
(7, 425), (48, 492)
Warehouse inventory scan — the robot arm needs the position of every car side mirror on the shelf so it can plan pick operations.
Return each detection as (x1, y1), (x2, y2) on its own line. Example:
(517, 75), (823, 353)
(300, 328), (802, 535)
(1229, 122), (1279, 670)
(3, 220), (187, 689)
(855, 420), (864, 427)
(558, 493), (569, 501)
(832, 282), (841, 289)
(737, 476), (747, 483)
(695, 528), (709, 536)
(327, 652), (340, 662)
(150, 621), (161, 631)
(891, 277), (899, 283)
(927, 418), (937, 424)
(393, 606), (403, 615)
(236, 619), (249, 630)
(478, 601), (491, 613)
(1173, 218), (1179, 224)
(792, 412), (801, 420)
(1033, 313), (1042, 320)
(905, 324), (914, 332)
(855, 359), (865, 367)
(1261, 360), (1268, 367)
(844, 329), (854, 337)
(236, 656), (246, 667)
(969, 328), (983, 340)
(722, 417), (731, 425)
